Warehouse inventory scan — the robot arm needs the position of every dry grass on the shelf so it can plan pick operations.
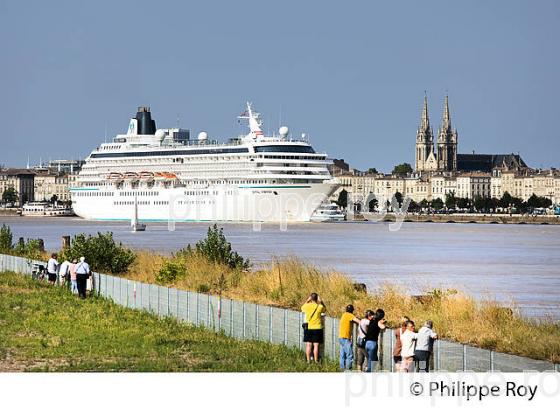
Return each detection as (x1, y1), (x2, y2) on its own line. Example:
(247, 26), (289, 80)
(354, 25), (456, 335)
(121, 252), (560, 363)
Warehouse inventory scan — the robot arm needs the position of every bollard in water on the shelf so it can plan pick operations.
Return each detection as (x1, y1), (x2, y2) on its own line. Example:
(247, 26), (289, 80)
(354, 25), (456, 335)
(61, 236), (71, 249)
(37, 239), (45, 253)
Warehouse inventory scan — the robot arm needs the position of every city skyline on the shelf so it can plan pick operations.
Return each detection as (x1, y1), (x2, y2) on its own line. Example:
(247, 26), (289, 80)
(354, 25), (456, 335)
(1, 0), (559, 172)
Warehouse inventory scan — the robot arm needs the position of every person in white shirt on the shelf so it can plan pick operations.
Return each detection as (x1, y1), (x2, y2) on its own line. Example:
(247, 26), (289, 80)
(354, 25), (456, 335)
(74, 256), (91, 299)
(399, 320), (418, 372)
(414, 320), (438, 372)
(356, 310), (371, 372)
(58, 259), (71, 287)
(46, 253), (59, 285)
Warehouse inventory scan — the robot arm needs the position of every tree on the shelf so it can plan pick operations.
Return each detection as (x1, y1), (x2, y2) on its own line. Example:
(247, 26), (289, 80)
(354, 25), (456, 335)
(408, 200), (420, 212)
(50, 194), (58, 204)
(61, 232), (136, 274)
(394, 191), (403, 206)
(368, 197), (378, 212)
(498, 192), (513, 209)
(431, 198), (444, 210)
(473, 196), (486, 212)
(527, 194), (552, 209)
(445, 192), (457, 209)
(336, 189), (348, 208)
(0, 224), (13, 253)
(2, 187), (18, 204)
(179, 224), (250, 270)
(366, 168), (378, 174)
(392, 163), (413, 176)
(419, 199), (429, 210)
(456, 197), (470, 210)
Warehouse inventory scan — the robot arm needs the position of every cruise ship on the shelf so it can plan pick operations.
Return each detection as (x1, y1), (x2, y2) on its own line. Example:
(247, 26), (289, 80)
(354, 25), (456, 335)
(71, 104), (337, 222)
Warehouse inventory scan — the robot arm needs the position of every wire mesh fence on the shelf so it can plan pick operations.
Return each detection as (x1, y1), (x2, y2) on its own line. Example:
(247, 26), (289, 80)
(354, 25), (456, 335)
(1, 253), (558, 372)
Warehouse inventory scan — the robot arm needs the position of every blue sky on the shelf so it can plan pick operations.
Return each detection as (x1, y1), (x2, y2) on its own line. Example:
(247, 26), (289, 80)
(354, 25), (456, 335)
(1, 0), (559, 172)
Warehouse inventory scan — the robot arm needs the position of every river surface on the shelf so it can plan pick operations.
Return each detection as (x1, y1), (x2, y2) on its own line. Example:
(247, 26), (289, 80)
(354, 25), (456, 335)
(1, 216), (559, 319)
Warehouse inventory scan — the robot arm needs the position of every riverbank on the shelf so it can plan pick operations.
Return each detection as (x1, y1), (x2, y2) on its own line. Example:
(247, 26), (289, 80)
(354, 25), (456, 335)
(360, 212), (560, 225)
(123, 251), (560, 364)
(0, 271), (336, 372)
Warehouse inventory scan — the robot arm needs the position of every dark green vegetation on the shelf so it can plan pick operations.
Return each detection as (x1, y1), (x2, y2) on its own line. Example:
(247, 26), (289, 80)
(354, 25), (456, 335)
(0, 223), (44, 259)
(60, 232), (136, 274)
(0, 272), (336, 372)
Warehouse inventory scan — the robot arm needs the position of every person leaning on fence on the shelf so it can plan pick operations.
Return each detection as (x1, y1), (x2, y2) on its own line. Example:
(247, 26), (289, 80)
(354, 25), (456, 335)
(356, 309), (372, 372)
(69, 259), (78, 295)
(47, 253), (59, 285)
(75, 257), (91, 299)
(58, 258), (71, 288)
(338, 304), (361, 371)
(399, 320), (418, 372)
(414, 320), (438, 372)
(392, 316), (410, 371)
(301, 293), (326, 363)
(364, 309), (386, 372)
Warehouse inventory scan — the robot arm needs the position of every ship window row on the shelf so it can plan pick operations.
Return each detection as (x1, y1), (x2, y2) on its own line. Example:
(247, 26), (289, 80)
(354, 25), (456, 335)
(91, 147), (250, 159)
(258, 155), (326, 161)
(254, 145), (315, 154)
(74, 191), (114, 197)
(119, 191), (160, 197)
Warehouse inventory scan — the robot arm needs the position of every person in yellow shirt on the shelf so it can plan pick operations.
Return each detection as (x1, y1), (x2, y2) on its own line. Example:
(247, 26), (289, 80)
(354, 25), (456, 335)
(339, 304), (361, 370)
(301, 293), (326, 363)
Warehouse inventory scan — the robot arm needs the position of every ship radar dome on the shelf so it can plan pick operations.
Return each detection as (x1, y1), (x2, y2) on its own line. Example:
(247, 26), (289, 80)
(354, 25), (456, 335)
(155, 129), (166, 140)
(279, 126), (289, 137)
(197, 131), (208, 141)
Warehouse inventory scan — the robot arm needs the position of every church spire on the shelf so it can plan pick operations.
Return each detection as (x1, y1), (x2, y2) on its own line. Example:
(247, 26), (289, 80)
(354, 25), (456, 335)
(441, 94), (451, 132)
(420, 91), (430, 130)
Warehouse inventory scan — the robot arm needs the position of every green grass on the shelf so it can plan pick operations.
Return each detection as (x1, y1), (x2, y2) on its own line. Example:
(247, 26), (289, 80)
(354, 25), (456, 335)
(0, 272), (337, 372)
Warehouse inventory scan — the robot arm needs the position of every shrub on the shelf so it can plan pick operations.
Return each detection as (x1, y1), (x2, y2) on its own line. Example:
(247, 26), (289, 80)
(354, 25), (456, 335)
(13, 238), (43, 260)
(0, 224), (13, 253)
(180, 224), (250, 270)
(60, 232), (135, 274)
(155, 260), (185, 284)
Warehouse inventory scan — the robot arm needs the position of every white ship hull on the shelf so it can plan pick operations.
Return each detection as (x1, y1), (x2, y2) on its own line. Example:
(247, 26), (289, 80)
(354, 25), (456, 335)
(72, 183), (336, 222)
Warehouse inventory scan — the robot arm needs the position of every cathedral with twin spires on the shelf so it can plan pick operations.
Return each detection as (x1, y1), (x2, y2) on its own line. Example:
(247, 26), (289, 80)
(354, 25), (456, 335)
(415, 94), (526, 174)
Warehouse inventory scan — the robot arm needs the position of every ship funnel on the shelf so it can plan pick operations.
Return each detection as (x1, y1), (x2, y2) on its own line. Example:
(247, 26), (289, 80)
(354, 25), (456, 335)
(135, 106), (156, 135)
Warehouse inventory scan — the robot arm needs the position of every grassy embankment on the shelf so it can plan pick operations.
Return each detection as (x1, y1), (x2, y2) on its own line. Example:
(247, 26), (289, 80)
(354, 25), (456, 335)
(0, 271), (337, 372)
(123, 251), (560, 363)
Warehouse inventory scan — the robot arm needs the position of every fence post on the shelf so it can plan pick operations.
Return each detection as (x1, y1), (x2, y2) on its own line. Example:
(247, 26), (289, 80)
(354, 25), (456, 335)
(229, 299), (234, 336)
(490, 350), (494, 371)
(463, 344), (467, 371)
(186, 291), (190, 322)
(157, 286), (160, 316)
(298, 313), (302, 351)
(269, 306), (273, 342)
(283, 309), (288, 345)
(196, 292), (200, 325)
(436, 339), (441, 371)
(390, 328), (394, 372)
(256, 305), (260, 339)
(208, 294), (212, 329)
(242, 302), (246, 339)
(331, 319), (336, 359)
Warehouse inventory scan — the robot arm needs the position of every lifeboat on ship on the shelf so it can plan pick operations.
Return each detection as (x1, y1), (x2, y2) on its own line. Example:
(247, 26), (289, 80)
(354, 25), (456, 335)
(139, 171), (155, 179)
(107, 172), (124, 180)
(124, 172), (140, 180)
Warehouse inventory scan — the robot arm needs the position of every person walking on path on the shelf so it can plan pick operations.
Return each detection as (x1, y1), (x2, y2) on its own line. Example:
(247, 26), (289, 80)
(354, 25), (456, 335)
(75, 257), (91, 299)
(356, 310), (372, 372)
(364, 309), (386, 372)
(392, 316), (410, 371)
(69, 259), (78, 295)
(414, 320), (438, 372)
(58, 259), (71, 288)
(47, 253), (59, 285)
(399, 320), (418, 372)
(338, 304), (361, 371)
(301, 293), (326, 363)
